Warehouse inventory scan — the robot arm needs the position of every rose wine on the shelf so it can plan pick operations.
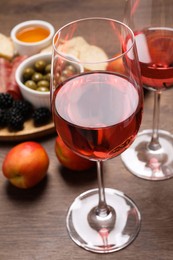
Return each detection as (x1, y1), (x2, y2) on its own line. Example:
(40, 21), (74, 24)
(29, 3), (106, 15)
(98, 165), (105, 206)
(53, 72), (142, 160)
(135, 27), (173, 90)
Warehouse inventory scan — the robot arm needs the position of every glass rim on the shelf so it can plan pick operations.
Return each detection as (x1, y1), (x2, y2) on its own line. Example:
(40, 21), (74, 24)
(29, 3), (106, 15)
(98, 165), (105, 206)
(52, 17), (135, 65)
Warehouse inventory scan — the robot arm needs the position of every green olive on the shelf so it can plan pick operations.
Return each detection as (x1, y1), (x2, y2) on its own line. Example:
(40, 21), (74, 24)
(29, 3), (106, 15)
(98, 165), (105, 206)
(34, 60), (47, 72)
(62, 64), (77, 77)
(62, 69), (69, 77)
(45, 64), (51, 73)
(24, 80), (37, 90)
(23, 67), (35, 80)
(37, 80), (50, 89)
(36, 86), (49, 92)
(32, 72), (43, 82)
(55, 72), (60, 80)
(66, 64), (77, 74)
(43, 73), (51, 82)
(59, 75), (67, 82)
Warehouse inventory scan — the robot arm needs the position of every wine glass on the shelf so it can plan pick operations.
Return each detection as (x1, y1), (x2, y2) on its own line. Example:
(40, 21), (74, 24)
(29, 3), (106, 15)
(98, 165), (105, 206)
(122, 0), (173, 180)
(51, 17), (143, 253)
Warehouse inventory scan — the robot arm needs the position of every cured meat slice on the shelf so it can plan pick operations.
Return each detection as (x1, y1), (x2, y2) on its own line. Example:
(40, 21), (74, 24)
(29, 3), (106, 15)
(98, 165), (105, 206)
(0, 58), (12, 93)
(6, 55), (27, 99)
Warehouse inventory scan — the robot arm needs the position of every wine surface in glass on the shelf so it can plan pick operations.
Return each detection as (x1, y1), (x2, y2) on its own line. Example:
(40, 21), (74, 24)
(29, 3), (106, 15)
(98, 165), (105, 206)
(135, 27), (173, 90)
(53, 72), (142, 160)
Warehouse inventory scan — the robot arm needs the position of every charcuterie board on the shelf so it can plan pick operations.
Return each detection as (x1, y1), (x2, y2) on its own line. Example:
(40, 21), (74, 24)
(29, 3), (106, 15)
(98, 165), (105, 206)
(0, 30), (56, 142)
(0, 119), (55, 141)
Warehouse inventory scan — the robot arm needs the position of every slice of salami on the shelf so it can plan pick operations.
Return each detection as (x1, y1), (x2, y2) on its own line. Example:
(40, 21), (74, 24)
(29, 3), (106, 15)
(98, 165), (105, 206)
(0, 58), (12, 93)
(6, 55), (28, 100)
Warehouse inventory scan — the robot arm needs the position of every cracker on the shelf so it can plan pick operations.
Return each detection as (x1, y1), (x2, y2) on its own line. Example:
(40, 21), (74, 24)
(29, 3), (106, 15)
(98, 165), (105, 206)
(0, 34), (14, 60)
(80, 45), (108, 70)
(42, 36), (109, 71)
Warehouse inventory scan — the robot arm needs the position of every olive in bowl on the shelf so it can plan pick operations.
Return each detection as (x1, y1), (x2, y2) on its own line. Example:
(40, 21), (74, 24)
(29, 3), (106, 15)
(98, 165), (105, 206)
(15, 53), (51, 109)
(15, 52), (84, 109)
(23, 59), (51, 92)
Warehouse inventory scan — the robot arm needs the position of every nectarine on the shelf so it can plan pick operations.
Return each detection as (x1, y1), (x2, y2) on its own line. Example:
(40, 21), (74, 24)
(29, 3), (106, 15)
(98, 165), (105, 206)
(55, 136), (95, 171)
(2, 141), (49, 189)
(107, 54), (125, 74)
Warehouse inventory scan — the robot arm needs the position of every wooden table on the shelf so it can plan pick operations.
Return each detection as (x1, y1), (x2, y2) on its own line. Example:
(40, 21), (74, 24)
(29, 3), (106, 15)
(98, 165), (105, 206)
(1, 0), (173, 259)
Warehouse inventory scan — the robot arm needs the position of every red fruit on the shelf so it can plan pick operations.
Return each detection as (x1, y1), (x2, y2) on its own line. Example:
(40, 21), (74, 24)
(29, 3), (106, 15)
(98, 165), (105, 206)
(2, 141), (49, 189)
(106, 54), (125, 74)
(55, 136), (95, 171)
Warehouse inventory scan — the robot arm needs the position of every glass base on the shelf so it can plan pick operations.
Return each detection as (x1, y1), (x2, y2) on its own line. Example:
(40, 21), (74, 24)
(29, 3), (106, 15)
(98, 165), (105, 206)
(121, 129), (173, 180)
(66, 188), (141, 253)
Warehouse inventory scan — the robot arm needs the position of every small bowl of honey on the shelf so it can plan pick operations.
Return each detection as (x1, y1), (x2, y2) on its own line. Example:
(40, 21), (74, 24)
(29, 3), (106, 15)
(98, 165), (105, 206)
(11, 20), (55, 56)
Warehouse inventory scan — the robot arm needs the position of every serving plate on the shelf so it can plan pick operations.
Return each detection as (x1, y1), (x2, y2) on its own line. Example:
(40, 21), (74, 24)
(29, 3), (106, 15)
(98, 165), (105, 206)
(0, 27), (57, 142)
(0, 119), (55, 141)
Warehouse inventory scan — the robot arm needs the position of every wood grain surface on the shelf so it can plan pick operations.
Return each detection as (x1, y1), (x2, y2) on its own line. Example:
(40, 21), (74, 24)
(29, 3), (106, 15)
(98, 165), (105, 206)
(1, 1), (173, 259)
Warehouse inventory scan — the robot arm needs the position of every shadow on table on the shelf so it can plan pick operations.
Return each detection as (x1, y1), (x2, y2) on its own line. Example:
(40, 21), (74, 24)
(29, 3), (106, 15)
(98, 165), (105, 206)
(59, 164), (97, 187)
(5, 174), (48, 202)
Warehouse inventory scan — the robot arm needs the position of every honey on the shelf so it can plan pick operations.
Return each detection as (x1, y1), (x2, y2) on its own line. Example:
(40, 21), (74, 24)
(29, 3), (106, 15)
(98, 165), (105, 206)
(16, 26), (50, 43)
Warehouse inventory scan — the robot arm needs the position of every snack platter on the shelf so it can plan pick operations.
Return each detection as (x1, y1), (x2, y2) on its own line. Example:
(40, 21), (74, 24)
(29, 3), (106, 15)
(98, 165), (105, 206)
(0, 27), (55, 141)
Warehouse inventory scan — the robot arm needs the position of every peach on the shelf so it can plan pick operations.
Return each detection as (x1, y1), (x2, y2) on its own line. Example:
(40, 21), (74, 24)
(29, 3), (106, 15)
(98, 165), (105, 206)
(2, 141), (49, 189)
(55, 136), (95, 171)
(106, 54), (125, 74)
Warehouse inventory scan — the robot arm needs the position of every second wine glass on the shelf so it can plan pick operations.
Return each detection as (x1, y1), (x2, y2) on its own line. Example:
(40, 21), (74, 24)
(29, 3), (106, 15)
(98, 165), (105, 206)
(122, 0), (173, 180)
(51, 17), (143, 253)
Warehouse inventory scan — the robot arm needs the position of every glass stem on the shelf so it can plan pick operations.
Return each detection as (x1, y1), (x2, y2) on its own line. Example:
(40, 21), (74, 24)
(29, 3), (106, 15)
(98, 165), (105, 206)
(148, 91), (162, 151)
(96, 161), (110, 217)
(87, 161), (116, 232)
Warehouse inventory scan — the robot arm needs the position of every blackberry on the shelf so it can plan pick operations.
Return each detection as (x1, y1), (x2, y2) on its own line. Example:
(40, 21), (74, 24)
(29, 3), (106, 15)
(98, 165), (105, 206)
(12, 99), (33, 120)
(6, 107), (25, 131)
(0, 93), (13, 109)
(0, 109), (8, 127)
(32, 107), (51, 126)
(8, 114), (24, 131)
(6, 107), (21, 119)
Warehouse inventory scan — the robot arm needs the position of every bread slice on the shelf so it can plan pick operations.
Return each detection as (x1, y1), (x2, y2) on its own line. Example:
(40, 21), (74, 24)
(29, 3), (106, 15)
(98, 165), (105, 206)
(41, 36), (108, 70)
(79, 44), (108, 70)
(0, 33), (14, 60)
